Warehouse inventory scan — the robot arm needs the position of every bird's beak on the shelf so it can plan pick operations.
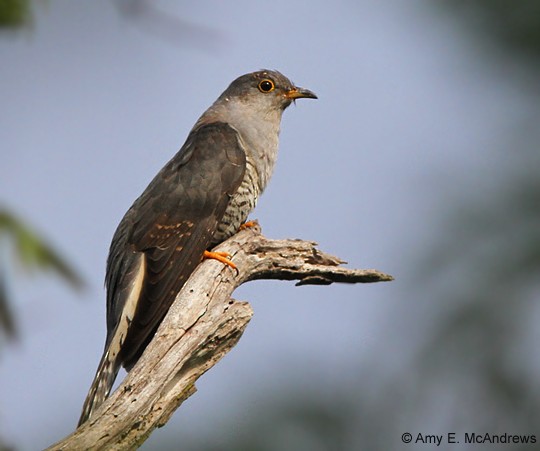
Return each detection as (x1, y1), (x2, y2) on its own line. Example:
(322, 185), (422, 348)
(285, 86), (318, 100)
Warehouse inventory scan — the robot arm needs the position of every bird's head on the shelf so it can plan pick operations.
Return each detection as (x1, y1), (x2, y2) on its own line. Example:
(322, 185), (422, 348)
(218, 69), (317, 114)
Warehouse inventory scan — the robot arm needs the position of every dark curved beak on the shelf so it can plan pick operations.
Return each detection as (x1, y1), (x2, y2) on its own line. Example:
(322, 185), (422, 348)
(285, 86), (318, 100)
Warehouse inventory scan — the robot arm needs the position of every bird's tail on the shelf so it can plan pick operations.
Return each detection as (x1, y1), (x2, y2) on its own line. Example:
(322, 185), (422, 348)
(77, 346), (121, 427)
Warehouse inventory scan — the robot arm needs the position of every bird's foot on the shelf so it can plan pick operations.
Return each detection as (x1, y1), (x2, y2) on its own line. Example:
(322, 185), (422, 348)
(239, 220), (257, 231)
(203, 250), (237, 270)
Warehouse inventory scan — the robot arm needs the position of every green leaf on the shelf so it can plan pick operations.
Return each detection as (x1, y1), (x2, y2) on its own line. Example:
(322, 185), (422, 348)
(0, 210), (83, 289)
(0, 0), (31, 28)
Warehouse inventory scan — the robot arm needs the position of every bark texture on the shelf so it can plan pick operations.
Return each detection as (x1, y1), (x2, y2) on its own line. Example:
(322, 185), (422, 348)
(47, 224), (393, 450)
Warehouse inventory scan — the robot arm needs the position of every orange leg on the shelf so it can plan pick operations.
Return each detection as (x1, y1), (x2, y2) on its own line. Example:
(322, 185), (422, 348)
(239, 220), (257, 231)
(203, 250), (237, 270)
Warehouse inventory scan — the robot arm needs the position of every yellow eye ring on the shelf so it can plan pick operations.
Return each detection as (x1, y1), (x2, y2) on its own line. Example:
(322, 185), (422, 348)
(258, 79), (275, 93)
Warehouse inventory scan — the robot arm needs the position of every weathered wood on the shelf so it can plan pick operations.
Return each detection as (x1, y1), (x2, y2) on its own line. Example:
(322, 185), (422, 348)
(47, 224), (392, 450)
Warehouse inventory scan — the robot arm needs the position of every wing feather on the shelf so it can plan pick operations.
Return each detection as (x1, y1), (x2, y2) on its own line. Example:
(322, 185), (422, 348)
(105, 122), (246, 368)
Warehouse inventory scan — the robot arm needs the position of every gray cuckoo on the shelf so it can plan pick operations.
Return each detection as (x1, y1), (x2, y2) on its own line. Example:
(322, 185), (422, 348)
(78, 69), (316, 426)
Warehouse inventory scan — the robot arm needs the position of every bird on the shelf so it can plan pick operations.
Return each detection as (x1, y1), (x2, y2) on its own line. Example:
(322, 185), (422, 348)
(78, 69), (317, 426)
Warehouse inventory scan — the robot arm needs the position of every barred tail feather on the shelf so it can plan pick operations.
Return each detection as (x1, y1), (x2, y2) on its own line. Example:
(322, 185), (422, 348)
(78, 252), (146, 427)
(77, 348), (121, 426)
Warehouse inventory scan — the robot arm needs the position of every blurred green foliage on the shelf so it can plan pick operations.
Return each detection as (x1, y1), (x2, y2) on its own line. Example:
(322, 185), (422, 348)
(0, 209), (83, 340)
(441, 0), (540, 60)
(0, 0), (31, 28)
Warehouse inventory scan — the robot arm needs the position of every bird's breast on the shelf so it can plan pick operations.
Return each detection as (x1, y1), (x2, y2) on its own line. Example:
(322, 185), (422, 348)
(210, 117), (281, 245)
(211, 157), (260, 244)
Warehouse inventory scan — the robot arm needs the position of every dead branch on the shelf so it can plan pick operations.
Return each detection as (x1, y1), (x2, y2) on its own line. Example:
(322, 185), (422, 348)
(47, 224), (392, 450)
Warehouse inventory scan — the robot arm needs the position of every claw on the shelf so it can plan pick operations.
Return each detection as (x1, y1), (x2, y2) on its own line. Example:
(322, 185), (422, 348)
(203, 250), (237, 270)
(239, 220), (257, 231)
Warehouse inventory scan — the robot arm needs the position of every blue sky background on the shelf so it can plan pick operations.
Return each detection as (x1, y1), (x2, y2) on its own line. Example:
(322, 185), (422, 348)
(1, 1), (538, 450)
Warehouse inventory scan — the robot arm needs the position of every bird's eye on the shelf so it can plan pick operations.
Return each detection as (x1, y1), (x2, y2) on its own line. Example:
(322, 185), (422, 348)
(258, 79), (275, 93)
